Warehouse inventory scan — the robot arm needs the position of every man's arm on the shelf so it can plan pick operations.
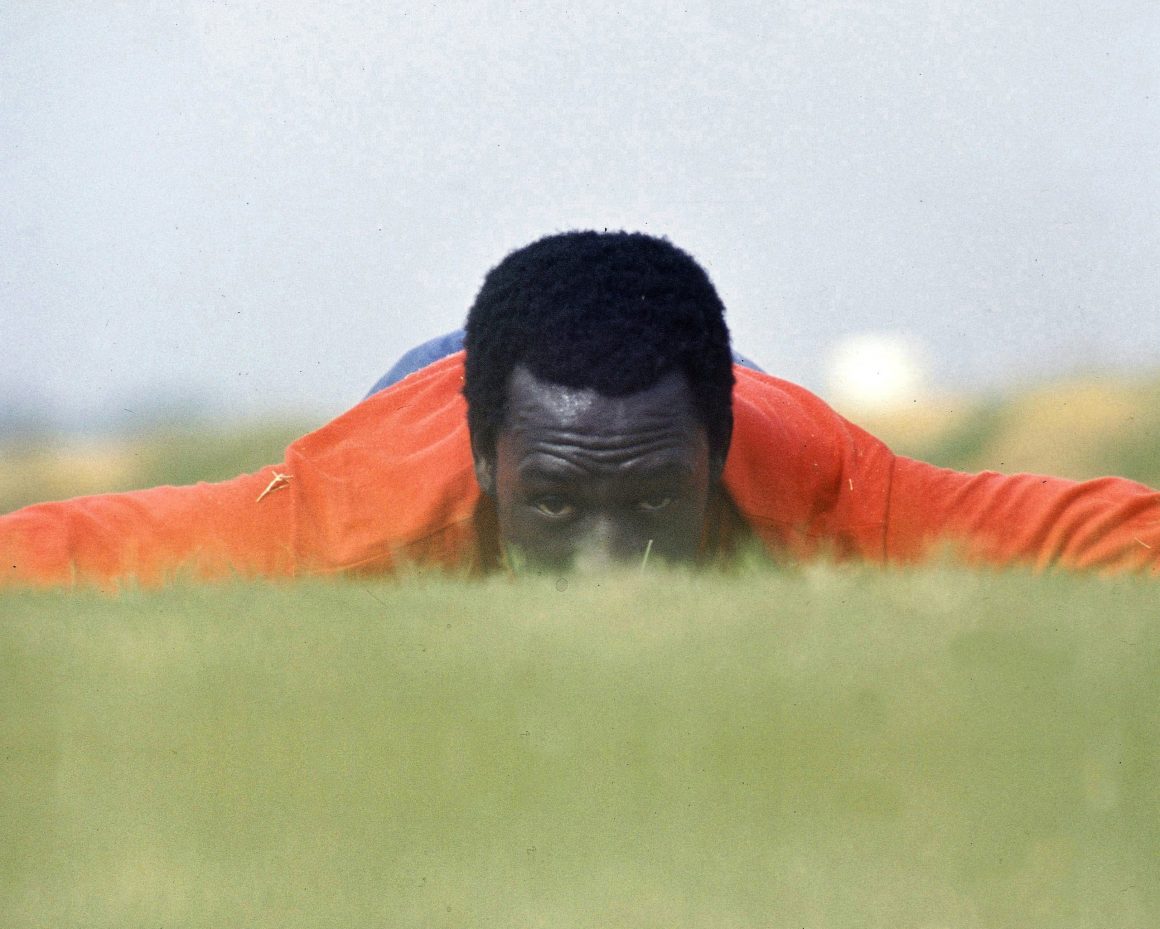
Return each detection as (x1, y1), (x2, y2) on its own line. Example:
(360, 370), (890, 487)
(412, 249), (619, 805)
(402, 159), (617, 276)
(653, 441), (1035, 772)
(0, 466), (297, 590)
(1, 354), (484, 590)
(885, 461), (1160, 573)
(725, 367), (1160, 574)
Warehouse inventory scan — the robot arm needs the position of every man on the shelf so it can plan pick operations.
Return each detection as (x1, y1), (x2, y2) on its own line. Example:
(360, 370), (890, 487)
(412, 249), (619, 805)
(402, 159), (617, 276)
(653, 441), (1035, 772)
(3, 231), (1159, 588)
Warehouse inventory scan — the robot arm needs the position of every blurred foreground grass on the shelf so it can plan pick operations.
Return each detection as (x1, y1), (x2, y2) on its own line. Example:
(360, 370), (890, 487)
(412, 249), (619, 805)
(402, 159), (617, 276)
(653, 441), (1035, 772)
(2, 566), (1157, 928)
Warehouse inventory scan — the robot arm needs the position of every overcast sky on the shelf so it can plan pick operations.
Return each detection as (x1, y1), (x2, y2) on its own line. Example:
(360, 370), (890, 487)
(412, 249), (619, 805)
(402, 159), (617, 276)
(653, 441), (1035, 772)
(3, 0), (1158, 427)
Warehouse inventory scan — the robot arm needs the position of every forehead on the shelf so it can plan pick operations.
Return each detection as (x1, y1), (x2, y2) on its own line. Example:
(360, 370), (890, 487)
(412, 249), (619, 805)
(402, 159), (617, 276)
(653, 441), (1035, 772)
(502, 365), (702, 445)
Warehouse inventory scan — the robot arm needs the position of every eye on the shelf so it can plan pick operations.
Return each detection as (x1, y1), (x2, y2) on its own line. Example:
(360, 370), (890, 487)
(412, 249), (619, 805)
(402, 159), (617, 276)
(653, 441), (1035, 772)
(637, 494), (675, 512)
(533, 496), (575, 519)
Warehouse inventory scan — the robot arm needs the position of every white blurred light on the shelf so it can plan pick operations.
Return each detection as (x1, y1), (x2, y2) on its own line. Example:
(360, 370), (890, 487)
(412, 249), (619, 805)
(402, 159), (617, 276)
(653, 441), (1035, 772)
(825, 333), (930, 411)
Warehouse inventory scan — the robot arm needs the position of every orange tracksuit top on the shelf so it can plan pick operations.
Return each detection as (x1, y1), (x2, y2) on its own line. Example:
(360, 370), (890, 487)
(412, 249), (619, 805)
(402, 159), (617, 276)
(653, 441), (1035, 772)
(3, 352), (1159, 589)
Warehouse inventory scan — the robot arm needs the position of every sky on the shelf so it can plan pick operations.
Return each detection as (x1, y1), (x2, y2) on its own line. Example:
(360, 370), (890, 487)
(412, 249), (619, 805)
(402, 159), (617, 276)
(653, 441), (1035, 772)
(3, 0), (1158, 429)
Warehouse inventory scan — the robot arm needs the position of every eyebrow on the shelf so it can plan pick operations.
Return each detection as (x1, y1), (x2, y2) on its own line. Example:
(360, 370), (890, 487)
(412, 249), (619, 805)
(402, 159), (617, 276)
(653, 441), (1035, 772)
(517, 457), (697, 484)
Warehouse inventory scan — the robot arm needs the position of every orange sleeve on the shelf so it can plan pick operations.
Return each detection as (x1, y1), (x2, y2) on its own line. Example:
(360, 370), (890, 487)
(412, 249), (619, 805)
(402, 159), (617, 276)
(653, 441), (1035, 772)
(0, 466), (297, 590)
(885, 459), (1160, 574)
(0, 353), (484, 590)
(722, 367), (896, 561)
(725, 368), (1160, 574)
(283, 353), (482, 575)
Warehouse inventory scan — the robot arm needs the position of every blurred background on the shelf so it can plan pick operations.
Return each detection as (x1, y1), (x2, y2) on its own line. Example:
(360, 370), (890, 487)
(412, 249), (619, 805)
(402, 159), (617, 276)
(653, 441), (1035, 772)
(2, 0), (1158, 505)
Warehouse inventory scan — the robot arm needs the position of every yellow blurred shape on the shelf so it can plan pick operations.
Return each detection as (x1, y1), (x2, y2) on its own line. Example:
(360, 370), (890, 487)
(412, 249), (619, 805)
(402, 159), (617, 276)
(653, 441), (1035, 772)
(980, 378), (1147, 479)
(840, 395), (977, 452)
(0, 440), (142, 512)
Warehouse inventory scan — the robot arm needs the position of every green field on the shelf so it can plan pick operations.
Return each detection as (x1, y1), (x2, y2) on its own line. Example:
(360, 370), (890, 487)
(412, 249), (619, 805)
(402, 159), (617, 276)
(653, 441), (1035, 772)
(2, 567), (1157, 928)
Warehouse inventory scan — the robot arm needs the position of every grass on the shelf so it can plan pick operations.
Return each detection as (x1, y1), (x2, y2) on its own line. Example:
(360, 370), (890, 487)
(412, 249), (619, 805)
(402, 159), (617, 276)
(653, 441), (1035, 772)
(2, 565), (1157, 928)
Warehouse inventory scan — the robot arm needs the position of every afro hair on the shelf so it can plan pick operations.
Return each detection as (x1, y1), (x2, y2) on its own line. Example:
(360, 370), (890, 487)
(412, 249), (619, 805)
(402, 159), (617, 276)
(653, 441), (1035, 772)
(463, 230), (735, 461)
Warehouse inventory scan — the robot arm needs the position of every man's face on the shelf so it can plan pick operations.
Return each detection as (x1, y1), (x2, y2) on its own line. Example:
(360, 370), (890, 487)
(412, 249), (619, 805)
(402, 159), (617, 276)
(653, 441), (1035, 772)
(474, 365), (717, 572)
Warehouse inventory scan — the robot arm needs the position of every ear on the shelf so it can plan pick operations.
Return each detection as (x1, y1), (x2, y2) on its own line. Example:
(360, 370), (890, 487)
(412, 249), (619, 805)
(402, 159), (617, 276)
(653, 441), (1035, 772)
(471, 437), (496, 497)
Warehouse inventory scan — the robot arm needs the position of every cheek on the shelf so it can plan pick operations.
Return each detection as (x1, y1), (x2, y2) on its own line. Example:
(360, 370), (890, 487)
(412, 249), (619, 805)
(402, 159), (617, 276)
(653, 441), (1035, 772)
(493, 488), (525, 547)
(492, 482), (569, 557)
(648, 508), (706, 559)
(491, 446), (523, 539)
(645, 482), (714, 560)
(496, 511), (585, 570)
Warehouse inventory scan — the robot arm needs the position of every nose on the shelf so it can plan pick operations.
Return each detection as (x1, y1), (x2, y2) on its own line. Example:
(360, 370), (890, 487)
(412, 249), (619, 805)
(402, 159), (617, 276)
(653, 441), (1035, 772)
(570, 515), (645, 573)
(571, 546), (614, 574)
